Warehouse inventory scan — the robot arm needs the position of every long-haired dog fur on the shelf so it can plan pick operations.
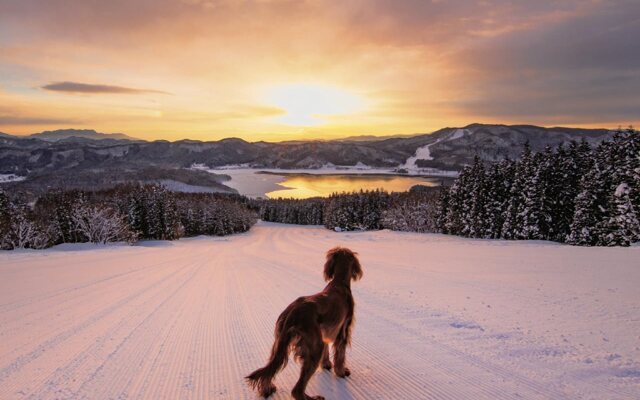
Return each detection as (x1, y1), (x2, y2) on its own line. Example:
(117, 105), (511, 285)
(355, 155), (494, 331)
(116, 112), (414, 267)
(246, 247), (363, 400)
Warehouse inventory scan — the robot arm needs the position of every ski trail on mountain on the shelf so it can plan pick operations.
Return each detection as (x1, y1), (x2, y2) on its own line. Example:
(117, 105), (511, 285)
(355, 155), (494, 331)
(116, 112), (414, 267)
(402, 128), (468, 171)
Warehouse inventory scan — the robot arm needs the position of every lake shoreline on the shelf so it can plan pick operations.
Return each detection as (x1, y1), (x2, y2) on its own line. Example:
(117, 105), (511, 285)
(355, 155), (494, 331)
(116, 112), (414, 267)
(192, 165), (453, 199)
(255, 170), (455, 180)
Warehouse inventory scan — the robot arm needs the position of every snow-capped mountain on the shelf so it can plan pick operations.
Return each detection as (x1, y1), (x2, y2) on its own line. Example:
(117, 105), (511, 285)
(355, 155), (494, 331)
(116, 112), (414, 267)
(0, 124), (612, 191)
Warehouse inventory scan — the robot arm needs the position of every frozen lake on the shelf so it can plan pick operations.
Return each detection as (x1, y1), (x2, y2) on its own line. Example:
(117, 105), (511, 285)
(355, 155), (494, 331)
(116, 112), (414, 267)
(204, 168), (446, 198)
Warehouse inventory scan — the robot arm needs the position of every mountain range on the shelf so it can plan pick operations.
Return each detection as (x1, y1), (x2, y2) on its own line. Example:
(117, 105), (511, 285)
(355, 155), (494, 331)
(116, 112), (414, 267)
(1, 129), (139, 142)
(0, 124), (613, 194)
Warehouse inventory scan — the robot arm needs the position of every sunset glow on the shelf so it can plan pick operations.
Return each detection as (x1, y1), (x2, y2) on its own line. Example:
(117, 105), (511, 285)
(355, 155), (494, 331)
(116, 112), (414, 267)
(0, 1), (638, 141)
(265, 83), (364, 126)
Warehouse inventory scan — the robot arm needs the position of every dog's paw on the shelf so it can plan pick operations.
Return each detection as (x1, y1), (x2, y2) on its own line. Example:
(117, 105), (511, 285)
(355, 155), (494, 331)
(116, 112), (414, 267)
(322, 361), (333, 370)
(260, 384), (276, 398)
(336, 367), (351, 378)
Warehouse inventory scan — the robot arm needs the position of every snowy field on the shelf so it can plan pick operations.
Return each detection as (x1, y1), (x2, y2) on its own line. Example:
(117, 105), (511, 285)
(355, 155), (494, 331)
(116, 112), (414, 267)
(1, 222), (639, 399)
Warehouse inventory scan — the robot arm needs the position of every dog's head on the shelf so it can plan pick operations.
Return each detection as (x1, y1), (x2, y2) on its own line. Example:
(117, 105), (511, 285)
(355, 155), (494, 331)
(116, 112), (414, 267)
(324, 247), (363, 282)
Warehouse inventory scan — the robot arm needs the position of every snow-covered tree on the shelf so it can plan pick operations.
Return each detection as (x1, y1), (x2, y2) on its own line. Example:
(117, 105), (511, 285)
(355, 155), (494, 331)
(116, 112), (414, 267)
(484, 159), (514, 239)
(442, 165), (472, 235)
(435, 188), (450, 233)
(3, 200), (50, 249)
(323, 190), (390, 231)
(72, 204), (136, 244)
(381, 191), (439, 233)
(462, 157), (489, 238)
(604, 183), (640, 246)
(0, 189), (11, 249)
(567, 170), (608, 245)
(502, 143), (533, 239)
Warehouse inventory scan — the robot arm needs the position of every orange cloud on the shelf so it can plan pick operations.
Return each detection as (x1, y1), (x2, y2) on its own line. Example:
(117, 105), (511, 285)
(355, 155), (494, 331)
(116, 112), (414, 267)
(0, 0), (637, 140)
(42, 82), (170, 95)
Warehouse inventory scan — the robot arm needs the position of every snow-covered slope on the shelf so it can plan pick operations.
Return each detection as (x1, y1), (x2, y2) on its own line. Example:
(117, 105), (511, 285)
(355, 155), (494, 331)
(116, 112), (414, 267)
(1, 223), (638, 399)
(0, 174), (26, 183)
(401, 128), (470, 172)
(2, 124), (610, 182)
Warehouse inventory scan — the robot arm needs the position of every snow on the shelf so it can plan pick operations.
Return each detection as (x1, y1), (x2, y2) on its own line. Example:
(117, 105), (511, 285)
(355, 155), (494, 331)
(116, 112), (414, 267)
(616, 183), (630, 197)
(352, 162), (371, 170)
(402, 129), (469, 173)
(449, 128), (467, 141)
(1, 222), (639, 399)
(194, 164), (453, 178)
(0, 174), (26, 183)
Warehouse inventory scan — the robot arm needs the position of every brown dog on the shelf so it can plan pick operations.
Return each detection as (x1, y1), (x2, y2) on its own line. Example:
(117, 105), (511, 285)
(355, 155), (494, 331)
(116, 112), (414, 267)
(246, 247), (363, 400)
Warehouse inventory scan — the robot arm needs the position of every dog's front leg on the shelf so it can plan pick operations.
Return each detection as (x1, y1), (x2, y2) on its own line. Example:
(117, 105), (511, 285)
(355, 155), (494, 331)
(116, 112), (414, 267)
(332, 335), (351, 378)
(321, 343), (332, 370)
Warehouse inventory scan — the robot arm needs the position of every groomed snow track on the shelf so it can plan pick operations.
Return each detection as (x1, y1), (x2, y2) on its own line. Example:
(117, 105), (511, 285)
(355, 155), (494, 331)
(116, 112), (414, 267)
(1, 222), (638, 399)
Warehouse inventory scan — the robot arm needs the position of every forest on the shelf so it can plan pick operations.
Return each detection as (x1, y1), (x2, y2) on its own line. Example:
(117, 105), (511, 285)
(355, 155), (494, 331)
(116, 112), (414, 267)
(0, 185), (256, 250)
(438, 127), (639, 246)
(255, 127), (639, 246)
(1, 128), (637, 249)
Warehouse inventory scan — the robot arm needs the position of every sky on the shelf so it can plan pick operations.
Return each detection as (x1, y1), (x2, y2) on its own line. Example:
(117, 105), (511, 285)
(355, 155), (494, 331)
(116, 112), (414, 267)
(0, 0), (638, 142)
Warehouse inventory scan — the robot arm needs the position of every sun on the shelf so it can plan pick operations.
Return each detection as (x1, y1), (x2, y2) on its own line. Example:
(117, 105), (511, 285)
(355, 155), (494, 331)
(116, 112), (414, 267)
(265, 83), (363, 126)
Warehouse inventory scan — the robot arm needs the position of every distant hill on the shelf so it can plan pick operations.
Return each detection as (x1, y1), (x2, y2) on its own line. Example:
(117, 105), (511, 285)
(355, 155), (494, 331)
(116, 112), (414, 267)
(29, 129), (140, 142)
(337, 133), (421, 142)
(0, 123), (615, 193)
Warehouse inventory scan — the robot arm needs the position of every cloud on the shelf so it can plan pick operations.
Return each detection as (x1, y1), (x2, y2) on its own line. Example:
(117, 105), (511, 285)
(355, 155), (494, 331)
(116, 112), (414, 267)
(1, 0), (638, 137)
(0, 115), (81, 126)
(438, 0), (640, 124)
(42, 81), (169, 95)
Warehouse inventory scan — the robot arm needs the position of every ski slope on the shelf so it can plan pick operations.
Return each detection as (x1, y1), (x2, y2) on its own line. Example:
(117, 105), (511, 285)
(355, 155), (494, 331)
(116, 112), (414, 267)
(1, 222), (639, 399)
(401, 128), (468, 173)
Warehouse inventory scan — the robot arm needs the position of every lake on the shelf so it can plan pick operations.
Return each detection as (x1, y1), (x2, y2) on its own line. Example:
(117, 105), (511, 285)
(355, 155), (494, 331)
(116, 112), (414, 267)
(265, 174), (442, 199)
(198, 167), (450, 199)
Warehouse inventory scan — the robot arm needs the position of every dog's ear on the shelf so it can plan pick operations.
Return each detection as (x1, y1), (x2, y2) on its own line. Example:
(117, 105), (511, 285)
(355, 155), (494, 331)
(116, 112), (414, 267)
(324, 247), (338, 281)
(351, 253), (363, 281)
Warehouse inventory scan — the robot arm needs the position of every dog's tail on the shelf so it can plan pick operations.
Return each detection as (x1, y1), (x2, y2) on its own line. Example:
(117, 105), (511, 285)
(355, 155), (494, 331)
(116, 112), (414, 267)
(245, 326), (296, 395)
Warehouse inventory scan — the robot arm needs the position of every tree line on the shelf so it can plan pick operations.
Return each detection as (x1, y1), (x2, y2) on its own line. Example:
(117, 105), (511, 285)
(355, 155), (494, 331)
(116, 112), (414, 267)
(437, 128), (639, 246)
(250, 186), (440, 233)
(0, 184), (256, 250)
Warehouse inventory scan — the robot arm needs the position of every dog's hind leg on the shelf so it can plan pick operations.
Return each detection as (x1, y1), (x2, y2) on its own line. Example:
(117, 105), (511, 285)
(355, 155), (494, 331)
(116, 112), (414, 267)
(246, 326), (295, 398)
(292, 330), (325, 400)
(321, 343), (332, 370)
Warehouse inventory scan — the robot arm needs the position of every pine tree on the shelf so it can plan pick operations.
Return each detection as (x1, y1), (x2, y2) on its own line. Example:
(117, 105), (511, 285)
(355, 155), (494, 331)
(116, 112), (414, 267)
(568, 163), (609, 246)
(604, 183), (640, 246)
(549, 142), (582, 242)
(126, 190), (146, 236)
(161, 191), (183, 239)
(444, 165), (472, 235)
(484, 159), (514, 239)
(520, 151), (549, 239)
(435, 188), (450, 233)
(502, 143), (533, 239)
(0, 189), (11, 249)
(619, 127), (640, 216)
(464, 156), (488, 238)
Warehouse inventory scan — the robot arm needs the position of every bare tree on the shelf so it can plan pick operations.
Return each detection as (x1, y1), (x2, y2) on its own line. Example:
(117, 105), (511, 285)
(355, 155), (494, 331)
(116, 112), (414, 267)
(4, 207), (50, 249)
(72, 205), (136, 244)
